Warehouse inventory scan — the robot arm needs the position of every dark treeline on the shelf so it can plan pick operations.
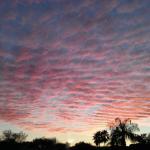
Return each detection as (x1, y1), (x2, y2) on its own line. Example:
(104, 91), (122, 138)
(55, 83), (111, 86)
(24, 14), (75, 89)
(0, 118), (150, 150)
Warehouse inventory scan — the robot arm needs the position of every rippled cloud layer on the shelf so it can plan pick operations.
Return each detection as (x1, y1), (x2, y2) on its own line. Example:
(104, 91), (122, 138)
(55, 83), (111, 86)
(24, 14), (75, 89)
(0, 0), (150, 135)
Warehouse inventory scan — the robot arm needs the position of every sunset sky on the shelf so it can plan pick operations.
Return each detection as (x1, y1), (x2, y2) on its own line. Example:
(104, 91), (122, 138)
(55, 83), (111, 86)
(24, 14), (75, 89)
(0, 0), (150, 145)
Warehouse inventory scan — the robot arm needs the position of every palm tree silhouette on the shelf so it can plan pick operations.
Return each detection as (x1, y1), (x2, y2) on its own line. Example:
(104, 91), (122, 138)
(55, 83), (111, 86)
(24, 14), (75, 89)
(109, 118), (139, 147)
(93, 130), (109, 147)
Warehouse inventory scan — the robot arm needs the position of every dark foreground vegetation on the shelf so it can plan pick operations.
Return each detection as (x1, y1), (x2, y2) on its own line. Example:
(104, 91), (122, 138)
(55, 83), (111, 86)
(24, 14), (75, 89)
(0, 118), (150, 150)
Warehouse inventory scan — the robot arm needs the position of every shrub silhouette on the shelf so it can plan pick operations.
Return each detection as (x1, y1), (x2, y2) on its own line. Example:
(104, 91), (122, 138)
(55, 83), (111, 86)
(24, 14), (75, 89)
(135, 133), (150, 144)
(32, 137), (56, 150)
(71, 142), (96, 150)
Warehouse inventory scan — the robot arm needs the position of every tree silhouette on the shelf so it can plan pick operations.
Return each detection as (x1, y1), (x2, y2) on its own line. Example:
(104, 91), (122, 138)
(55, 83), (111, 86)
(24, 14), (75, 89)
(93, 130), (109, 147)
(1, 130), (27, 143)
(109, 118), (139, 147)
(12, 131), (27, 143)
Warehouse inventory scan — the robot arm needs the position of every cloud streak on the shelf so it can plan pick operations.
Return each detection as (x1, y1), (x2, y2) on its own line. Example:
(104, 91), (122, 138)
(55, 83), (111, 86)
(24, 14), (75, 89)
(0, 0), (150, 138)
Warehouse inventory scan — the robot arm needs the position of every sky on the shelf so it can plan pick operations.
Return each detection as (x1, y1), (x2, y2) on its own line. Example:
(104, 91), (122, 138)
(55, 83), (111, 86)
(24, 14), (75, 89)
(0, 0), (150, 145)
